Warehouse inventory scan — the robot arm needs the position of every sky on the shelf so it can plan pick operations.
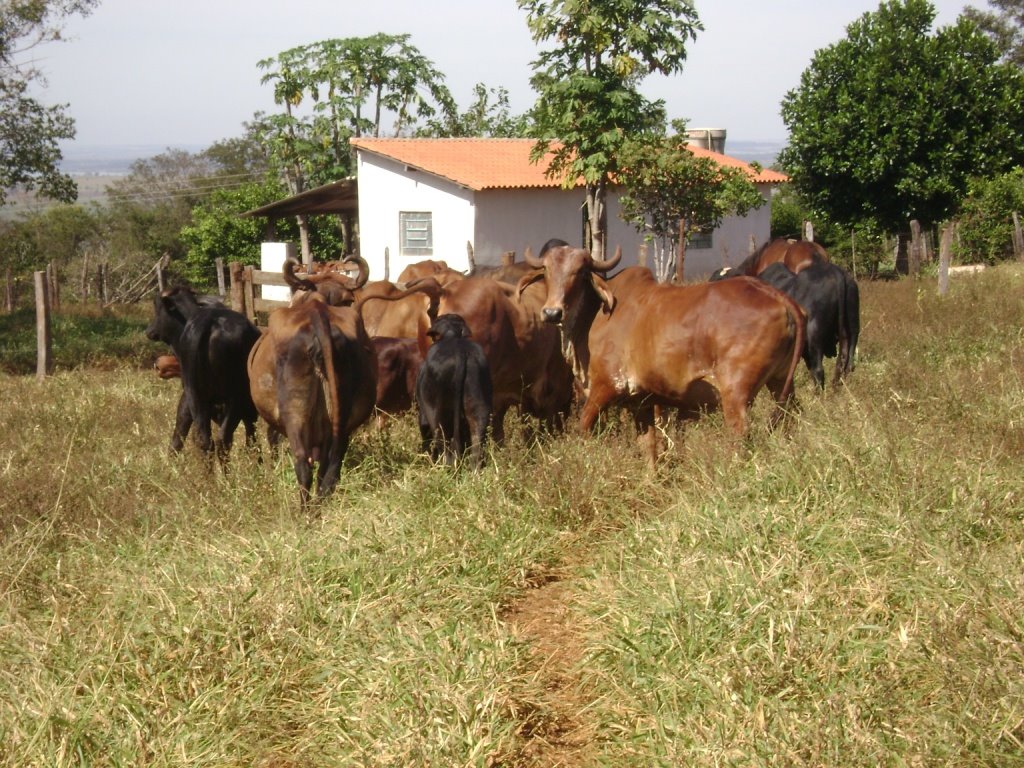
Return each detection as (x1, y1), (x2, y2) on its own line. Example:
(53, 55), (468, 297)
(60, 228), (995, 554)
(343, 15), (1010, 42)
(28, 0), (978, 150)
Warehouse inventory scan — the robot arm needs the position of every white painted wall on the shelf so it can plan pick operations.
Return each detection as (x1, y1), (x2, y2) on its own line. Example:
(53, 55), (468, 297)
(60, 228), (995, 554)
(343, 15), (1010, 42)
(357, 152), (476, 279)
(260, 242), (295, 301)
(356, 148), (775, 283)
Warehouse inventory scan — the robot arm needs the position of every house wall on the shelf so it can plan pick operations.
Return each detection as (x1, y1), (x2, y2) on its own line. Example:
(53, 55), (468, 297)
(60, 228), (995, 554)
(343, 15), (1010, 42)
(475, 185), (774, 281)
(356, 152), (476, 280)
(356, 149), (775, 282)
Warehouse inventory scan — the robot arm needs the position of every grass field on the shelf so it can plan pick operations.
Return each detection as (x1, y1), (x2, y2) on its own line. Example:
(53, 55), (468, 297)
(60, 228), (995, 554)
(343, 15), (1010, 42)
(1, 267), (1022, 766)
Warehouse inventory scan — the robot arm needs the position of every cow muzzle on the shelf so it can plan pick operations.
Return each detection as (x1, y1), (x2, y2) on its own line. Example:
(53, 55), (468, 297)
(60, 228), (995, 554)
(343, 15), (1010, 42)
(542, 307), (563, 324)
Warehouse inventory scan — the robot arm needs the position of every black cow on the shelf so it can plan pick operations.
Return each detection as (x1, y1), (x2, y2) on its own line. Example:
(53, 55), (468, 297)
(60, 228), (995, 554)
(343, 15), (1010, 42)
(146, 286), (261, 458)
(756, 261), (860, 389)
(415, 313), (493, 468)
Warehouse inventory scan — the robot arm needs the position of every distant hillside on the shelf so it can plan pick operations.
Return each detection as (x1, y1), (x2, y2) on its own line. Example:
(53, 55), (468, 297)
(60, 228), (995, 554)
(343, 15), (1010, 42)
(59, 143), (205, 175)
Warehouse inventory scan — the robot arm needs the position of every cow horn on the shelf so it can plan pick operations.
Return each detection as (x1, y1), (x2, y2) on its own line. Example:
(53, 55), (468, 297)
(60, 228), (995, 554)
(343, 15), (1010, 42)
(590, 245), (621, 272)
(342, 254), (370, 290)
(523, 246), (545, 269)
(283, 256), (317, 293)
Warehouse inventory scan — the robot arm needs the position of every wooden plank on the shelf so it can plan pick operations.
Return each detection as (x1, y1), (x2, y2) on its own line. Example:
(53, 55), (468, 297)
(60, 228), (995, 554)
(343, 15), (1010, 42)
(254, 297), (289, 314)
(243, 265), (256, 323)
(35, 271), (52, 380)
(248, 268), (288, 286)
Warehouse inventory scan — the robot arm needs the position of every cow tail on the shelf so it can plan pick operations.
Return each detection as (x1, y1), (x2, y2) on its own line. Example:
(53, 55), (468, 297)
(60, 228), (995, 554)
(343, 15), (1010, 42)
(452, 349), (467, 458)
(310, 305), (341, 441)
(835, 268), (849, 376)
(780, 295), (806, 406)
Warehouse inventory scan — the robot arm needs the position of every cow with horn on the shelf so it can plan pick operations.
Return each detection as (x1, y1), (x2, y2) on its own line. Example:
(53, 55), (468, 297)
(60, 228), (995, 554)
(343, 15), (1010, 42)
(517, 243), (805, 467)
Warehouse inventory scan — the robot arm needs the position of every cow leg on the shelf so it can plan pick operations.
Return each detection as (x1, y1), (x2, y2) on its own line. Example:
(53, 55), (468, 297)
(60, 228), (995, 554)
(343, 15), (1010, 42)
(764, 374), (798, 430)
(193, 406), (215, 456)
(807, 349), (826, 391)
(466, 406), (490, 470)
(292, 454), (314, 509)
(317, 435), (349, 498)
(579, 381), (615, 433)
(633, 404), (660, 471)
(170, 392), (192, 453)
(216, 408), (243, 465)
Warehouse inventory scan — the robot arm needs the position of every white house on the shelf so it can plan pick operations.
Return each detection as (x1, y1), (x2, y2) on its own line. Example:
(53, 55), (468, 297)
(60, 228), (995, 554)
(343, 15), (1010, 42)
(350, 136), (787, 282)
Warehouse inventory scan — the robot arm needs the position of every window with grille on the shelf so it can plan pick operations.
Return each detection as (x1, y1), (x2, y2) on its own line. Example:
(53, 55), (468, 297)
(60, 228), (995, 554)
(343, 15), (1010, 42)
(688, 227), (713, 250)
(400, 212), (433, 256)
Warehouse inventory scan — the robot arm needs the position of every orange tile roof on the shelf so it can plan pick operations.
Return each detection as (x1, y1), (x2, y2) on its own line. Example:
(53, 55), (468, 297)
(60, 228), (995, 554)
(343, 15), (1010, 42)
(350, 137), (787, 190)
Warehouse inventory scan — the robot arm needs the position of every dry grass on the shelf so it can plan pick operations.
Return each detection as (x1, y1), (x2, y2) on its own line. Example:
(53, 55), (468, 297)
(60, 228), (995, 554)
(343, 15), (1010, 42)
(0, 266), (1022, 766)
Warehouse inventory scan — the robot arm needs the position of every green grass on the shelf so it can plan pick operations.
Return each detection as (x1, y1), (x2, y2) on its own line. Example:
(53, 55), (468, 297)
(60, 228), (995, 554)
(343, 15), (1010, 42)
(1, 266), (1023, 766)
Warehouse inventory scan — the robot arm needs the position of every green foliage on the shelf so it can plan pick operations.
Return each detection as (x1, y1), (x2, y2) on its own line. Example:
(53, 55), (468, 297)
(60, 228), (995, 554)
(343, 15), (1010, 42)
(0, 303), (157, 374)
(780, 0), (1024, 234)
(520, 0), (702, 256)
(0, 0), (98, 206)
(956, 167), (1024, 263)
(619, 121), (765, 280)
(964, 0), (1024, 66)
(179, 179), (343, 289)
(417, 83), (531, 138)
(256, 34), (456, 191)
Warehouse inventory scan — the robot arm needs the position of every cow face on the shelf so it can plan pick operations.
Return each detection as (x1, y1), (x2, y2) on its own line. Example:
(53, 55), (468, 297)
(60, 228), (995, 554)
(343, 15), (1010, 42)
(526, 245), (618, 326)
(146, 289), (195, 344)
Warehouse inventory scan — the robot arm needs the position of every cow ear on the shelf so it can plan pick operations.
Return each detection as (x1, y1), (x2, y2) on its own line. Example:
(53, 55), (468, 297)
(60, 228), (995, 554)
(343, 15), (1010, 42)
(590, 272), (615, 313)
(515, 268), (545, 301)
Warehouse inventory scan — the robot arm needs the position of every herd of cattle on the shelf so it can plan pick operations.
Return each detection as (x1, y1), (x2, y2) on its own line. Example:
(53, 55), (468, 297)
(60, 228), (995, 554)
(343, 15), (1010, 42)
(145, 238), (860, 507)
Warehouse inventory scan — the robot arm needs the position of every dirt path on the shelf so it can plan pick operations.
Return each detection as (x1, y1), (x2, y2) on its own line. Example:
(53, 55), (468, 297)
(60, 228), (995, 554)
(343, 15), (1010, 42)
(502, 561), (601, 767)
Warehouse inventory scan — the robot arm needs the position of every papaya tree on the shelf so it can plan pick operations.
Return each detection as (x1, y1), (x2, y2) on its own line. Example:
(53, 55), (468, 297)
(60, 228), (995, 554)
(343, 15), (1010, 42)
(519, 0), (702, 261)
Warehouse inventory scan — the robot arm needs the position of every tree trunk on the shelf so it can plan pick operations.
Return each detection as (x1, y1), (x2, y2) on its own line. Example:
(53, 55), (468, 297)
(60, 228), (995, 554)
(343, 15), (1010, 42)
(674, 218), (687, 284)
(297, 214), (313, 267)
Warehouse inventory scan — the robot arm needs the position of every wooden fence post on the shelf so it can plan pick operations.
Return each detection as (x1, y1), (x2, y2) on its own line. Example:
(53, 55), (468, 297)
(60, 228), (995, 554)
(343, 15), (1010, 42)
(243, 265), (256, 322)
(215, 257), (226, 296)
(384, 247), (390, 282)
(229, 261), (245, 313)
(803, 220), (814, 242)
(501, 250), (515, 266)
(938, 223), (953, 296)
(4, 268), (14, 313)
(35, 271), (52, 379)
(1012, 212), (1024, 262)
(46, 262), (60, 311)
(909, 219), (923, 277)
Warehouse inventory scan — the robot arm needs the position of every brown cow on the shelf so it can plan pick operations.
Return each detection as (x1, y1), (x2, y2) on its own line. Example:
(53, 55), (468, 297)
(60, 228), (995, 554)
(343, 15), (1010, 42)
(154, 354), (181, 379)
(247, 294), (377, 507)
(713, 238), (830, 279)
(285, 254), (370, 306)
(520, 245), (805, 466)
(371, 336), (424, 426)
(411, 275), (574, 441)
(396, 259), (465, 287)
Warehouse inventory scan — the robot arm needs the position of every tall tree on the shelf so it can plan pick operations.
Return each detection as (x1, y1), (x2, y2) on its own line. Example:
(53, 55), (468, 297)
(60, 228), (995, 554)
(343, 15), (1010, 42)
(964, 0), (1024, 66)
(418, 83), (530, 137)
(0, 0), (97, 206)
(519, 0), (702, 260)
(256, 34), (455, 261)
(780, 0), (1024, 237)
(618, 122), (765, 282)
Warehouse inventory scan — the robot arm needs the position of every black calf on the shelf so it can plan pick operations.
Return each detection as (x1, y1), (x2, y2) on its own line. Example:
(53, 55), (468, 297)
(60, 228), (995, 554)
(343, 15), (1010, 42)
(415, 314), (493, 468)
